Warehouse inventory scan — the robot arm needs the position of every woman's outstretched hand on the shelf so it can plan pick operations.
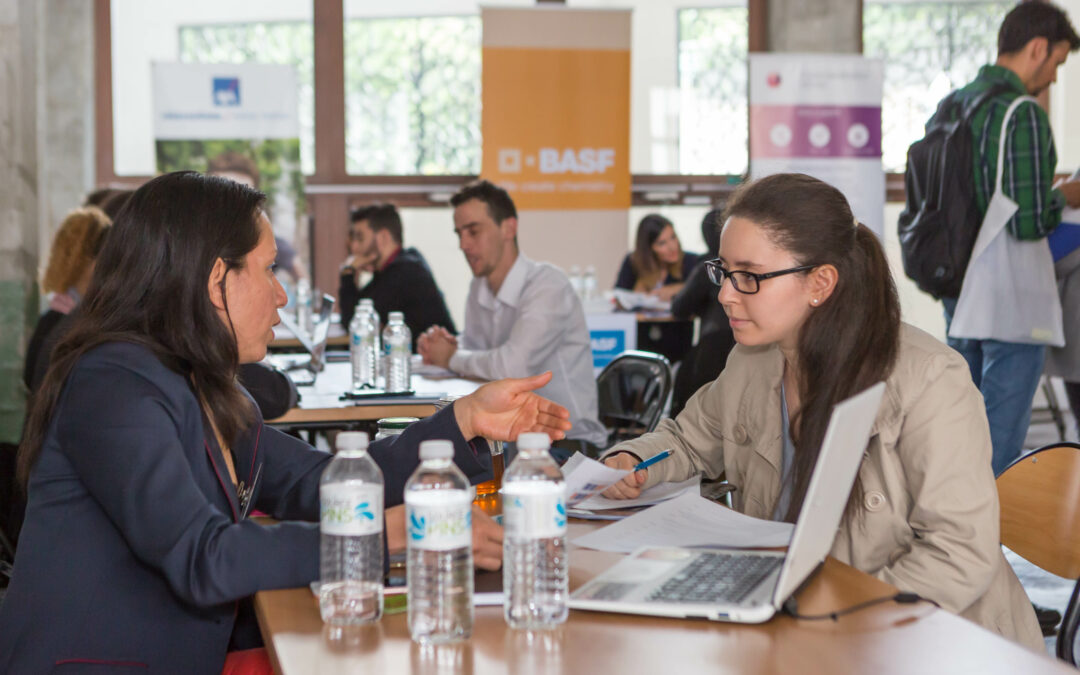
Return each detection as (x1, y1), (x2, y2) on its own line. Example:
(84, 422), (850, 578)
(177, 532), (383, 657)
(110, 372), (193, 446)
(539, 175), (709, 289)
(453, 371), (572, 442)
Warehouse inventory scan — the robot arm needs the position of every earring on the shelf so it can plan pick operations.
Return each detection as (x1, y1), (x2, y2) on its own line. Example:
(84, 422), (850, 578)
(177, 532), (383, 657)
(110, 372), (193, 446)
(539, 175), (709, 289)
(811, 298), (819, 305)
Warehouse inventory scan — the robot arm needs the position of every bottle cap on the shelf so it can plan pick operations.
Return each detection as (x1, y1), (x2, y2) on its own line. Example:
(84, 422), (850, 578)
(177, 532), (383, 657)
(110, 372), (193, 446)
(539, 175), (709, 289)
(336, 431), (369, 452)
(389, 311), (404, 323)
(419, 439), (454, 460)
(517, 432), (551, 451)
(359, 298), (374, 308)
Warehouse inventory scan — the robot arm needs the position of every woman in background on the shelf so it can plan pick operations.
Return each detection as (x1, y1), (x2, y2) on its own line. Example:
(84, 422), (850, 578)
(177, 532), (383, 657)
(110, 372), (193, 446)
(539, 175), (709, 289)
(23, 206), (110, 393)
(614, 214), (699, 302)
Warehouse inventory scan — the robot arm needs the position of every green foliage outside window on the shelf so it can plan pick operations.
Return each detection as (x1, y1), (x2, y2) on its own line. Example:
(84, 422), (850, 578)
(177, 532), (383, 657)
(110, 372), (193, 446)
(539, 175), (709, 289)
(677, 7), (749, 175)
(864, 2), (1013, 172)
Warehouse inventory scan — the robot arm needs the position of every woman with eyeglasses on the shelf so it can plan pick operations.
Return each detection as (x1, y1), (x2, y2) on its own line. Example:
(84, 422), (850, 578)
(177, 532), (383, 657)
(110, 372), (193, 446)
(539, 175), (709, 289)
(600, 173), (1042, 649)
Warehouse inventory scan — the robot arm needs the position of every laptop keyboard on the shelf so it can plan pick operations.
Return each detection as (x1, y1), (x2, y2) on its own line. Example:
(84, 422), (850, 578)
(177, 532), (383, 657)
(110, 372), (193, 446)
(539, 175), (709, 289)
(646, 553), (782, 605)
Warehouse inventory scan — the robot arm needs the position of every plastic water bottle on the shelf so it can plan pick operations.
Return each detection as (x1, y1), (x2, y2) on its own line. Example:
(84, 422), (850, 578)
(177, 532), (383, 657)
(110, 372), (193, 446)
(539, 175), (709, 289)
(501, 432), (568, 629)
(319, 431), (384, 625)
(582, 265), (597, 302)
(350, 304), (378, 389)
(360, 299), (382, 380)
(384, 311), (412, 392)
(406, 440), (474, 643)
(569, 265), (583, 300)
(296, 277), (312, 334)
(348, 302), (365, 390)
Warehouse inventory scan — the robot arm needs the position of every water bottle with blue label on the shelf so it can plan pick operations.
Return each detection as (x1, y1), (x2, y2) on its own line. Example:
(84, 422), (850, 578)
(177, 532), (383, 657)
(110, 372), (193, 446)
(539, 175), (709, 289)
(501, 432), (568, 628)
(319, 431), (384, 625)
(383, 311), (412, 392)
(405, 440), (473, 643)
(360, 299), (381, 380)
(350, 302), (378, 390)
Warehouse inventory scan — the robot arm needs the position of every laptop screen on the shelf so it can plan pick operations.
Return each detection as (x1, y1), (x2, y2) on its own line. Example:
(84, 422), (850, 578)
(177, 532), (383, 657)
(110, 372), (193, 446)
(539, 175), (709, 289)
(770, 381), (885, 608)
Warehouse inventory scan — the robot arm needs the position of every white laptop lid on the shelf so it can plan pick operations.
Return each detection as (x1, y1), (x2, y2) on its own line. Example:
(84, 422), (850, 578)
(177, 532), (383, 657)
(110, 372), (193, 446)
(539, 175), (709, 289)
(771, 381), (885, 608)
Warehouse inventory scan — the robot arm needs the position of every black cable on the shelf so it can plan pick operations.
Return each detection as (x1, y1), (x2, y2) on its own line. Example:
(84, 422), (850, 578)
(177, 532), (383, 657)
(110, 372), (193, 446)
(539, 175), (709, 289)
(783, 591), (940, 621)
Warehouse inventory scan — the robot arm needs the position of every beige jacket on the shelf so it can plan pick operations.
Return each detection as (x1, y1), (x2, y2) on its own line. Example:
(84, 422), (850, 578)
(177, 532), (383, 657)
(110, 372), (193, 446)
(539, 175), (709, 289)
(612, 324), (1042, 650)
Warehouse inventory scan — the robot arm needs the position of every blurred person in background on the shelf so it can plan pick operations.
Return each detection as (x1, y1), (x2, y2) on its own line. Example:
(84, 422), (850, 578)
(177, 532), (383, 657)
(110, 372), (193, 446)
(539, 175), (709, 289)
(614, 214), (700, 302)
(670, 208), (737, 415)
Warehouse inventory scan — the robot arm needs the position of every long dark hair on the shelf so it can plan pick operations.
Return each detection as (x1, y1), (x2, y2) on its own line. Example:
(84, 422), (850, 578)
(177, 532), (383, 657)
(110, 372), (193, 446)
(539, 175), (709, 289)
(18, 171), (266, 487)
(724, 173), (900, 522)
(631, 214), (684, 290)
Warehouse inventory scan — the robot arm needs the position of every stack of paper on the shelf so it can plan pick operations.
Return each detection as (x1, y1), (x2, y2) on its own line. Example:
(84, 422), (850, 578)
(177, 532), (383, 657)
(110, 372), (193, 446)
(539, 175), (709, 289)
(570, 476), (701, 513)
(560, 452), (635, 505)
(571, 492), (794, 553)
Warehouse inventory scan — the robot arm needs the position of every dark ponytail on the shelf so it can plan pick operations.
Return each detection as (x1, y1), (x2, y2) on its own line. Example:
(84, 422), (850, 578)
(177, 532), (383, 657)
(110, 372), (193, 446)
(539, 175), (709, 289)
(723, 173), (900, 522)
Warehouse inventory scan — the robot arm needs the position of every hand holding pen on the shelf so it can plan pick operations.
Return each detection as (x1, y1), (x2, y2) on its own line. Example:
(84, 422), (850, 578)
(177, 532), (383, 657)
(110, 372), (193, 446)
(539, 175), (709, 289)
(599, 449), (674, 500)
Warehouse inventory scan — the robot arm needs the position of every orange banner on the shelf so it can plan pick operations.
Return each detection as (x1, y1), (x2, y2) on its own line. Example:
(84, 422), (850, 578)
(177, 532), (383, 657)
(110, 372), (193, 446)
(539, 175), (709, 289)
(482, 46), (630, 209)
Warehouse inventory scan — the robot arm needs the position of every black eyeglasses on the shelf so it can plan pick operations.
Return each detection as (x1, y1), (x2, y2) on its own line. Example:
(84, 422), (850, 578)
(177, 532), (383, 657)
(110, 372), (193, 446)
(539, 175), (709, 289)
(704, 259), (817, 295)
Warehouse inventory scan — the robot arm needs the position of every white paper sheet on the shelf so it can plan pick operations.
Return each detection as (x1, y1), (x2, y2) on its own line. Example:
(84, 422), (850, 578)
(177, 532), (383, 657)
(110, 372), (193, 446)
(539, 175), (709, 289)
(571, 476), (701, 511)
(571, 492), (794, 553)
(560, 453), (632, 505)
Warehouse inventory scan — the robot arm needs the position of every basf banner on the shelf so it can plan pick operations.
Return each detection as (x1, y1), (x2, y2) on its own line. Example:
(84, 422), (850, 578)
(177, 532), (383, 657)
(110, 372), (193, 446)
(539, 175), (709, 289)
(481, 7), (631, 210)
(749, 54), (885, 237)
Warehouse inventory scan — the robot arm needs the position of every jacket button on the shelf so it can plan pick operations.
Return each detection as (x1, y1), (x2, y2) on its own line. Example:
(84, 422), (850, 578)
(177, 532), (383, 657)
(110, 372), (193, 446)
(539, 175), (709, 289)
(733, 424), (749, 445)
(864, 491), (886, 512)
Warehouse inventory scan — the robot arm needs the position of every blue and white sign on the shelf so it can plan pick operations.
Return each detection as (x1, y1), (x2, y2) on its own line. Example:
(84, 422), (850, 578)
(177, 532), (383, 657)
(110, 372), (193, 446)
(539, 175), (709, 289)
(585, 312), (636, 372)
(212, 77), (241, 107)
(153, 62), (298, 140)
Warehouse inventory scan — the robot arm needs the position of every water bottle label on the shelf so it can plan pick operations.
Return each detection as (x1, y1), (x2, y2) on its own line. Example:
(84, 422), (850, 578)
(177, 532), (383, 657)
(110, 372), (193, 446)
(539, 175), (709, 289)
(405, 490), (471, 551)
(502, 483), (567, 539)
(320, 484), (384, 536)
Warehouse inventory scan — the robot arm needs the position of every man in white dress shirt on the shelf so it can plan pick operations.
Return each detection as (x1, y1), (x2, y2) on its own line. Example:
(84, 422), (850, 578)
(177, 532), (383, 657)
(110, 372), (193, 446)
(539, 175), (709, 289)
(418, 180), (608, 458)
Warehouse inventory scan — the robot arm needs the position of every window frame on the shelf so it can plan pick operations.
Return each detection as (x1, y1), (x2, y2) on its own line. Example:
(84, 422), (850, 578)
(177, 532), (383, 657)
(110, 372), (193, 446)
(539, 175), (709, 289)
(93, 0), (770, 205)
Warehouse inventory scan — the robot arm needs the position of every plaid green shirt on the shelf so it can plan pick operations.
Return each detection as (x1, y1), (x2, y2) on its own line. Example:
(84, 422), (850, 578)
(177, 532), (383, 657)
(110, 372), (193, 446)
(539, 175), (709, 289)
(952, 65), (1065, 240)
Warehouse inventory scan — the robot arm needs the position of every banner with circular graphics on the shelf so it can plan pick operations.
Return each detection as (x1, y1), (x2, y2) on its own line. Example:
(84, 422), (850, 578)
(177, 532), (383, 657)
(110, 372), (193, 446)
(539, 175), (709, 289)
(749, 54), (885, 237)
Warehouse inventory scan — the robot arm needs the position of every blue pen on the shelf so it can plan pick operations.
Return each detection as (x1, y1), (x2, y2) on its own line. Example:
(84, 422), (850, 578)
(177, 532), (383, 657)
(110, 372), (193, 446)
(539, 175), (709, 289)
(633, 449), (673, 472)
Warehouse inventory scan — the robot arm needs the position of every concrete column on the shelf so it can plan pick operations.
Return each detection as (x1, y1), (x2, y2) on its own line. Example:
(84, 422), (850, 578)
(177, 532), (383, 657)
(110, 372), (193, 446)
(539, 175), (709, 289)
(767, 0), (861, 54)
(0, 0), (41, 442)
(0, 0), (93, 442)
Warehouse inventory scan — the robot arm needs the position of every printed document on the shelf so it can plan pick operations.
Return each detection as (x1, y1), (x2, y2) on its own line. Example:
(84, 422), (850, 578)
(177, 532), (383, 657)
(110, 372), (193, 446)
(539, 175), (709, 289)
(571, 492), (794, 553)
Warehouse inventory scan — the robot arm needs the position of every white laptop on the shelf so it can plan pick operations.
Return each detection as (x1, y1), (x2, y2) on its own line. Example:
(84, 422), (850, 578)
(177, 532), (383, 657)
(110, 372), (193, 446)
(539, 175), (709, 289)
(569, 381), (885, 624)
(273, 293), (335, 386)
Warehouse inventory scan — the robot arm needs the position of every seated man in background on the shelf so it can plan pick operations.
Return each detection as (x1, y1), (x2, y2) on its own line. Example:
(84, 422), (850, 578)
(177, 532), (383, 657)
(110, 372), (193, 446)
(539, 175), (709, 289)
(418, 180), (609, 459)
(339, 203), (456, 349)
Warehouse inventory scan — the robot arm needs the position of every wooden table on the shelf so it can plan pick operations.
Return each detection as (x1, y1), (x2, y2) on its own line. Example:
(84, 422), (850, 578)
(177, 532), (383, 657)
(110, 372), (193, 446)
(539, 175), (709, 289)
(254, 522), (1071, 674)
(266, 359), (482, 429)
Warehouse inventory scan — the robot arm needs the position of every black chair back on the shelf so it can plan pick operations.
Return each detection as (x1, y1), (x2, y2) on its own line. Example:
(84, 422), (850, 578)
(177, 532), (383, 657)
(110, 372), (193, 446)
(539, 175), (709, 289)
(595, 350), (673, 446)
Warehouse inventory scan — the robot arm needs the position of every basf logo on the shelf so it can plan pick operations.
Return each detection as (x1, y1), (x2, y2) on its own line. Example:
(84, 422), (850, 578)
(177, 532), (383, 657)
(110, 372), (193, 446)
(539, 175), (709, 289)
(213, 77), (240, 106)
(590, 330), (625, 368)
(497, 147), (616, 175)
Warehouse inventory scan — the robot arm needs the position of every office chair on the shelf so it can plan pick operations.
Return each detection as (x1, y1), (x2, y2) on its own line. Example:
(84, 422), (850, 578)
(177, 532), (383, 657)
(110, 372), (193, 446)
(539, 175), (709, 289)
(997, 442), (1080, 664)
(595, 350), (673, 447)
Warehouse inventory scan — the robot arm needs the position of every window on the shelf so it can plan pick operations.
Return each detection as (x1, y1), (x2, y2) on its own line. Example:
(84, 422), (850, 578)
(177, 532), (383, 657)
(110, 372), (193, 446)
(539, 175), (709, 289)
(109, 1), (313, 177)
(343, 16), (481, 175)
(677, 6), (749, 175)
(178, 21), (315, 175)
(864, 1), (1013, 172)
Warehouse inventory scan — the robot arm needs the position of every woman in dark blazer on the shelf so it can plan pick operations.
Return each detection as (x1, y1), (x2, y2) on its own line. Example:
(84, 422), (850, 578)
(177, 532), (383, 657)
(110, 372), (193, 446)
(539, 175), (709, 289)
(0, 172), (570, 674)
